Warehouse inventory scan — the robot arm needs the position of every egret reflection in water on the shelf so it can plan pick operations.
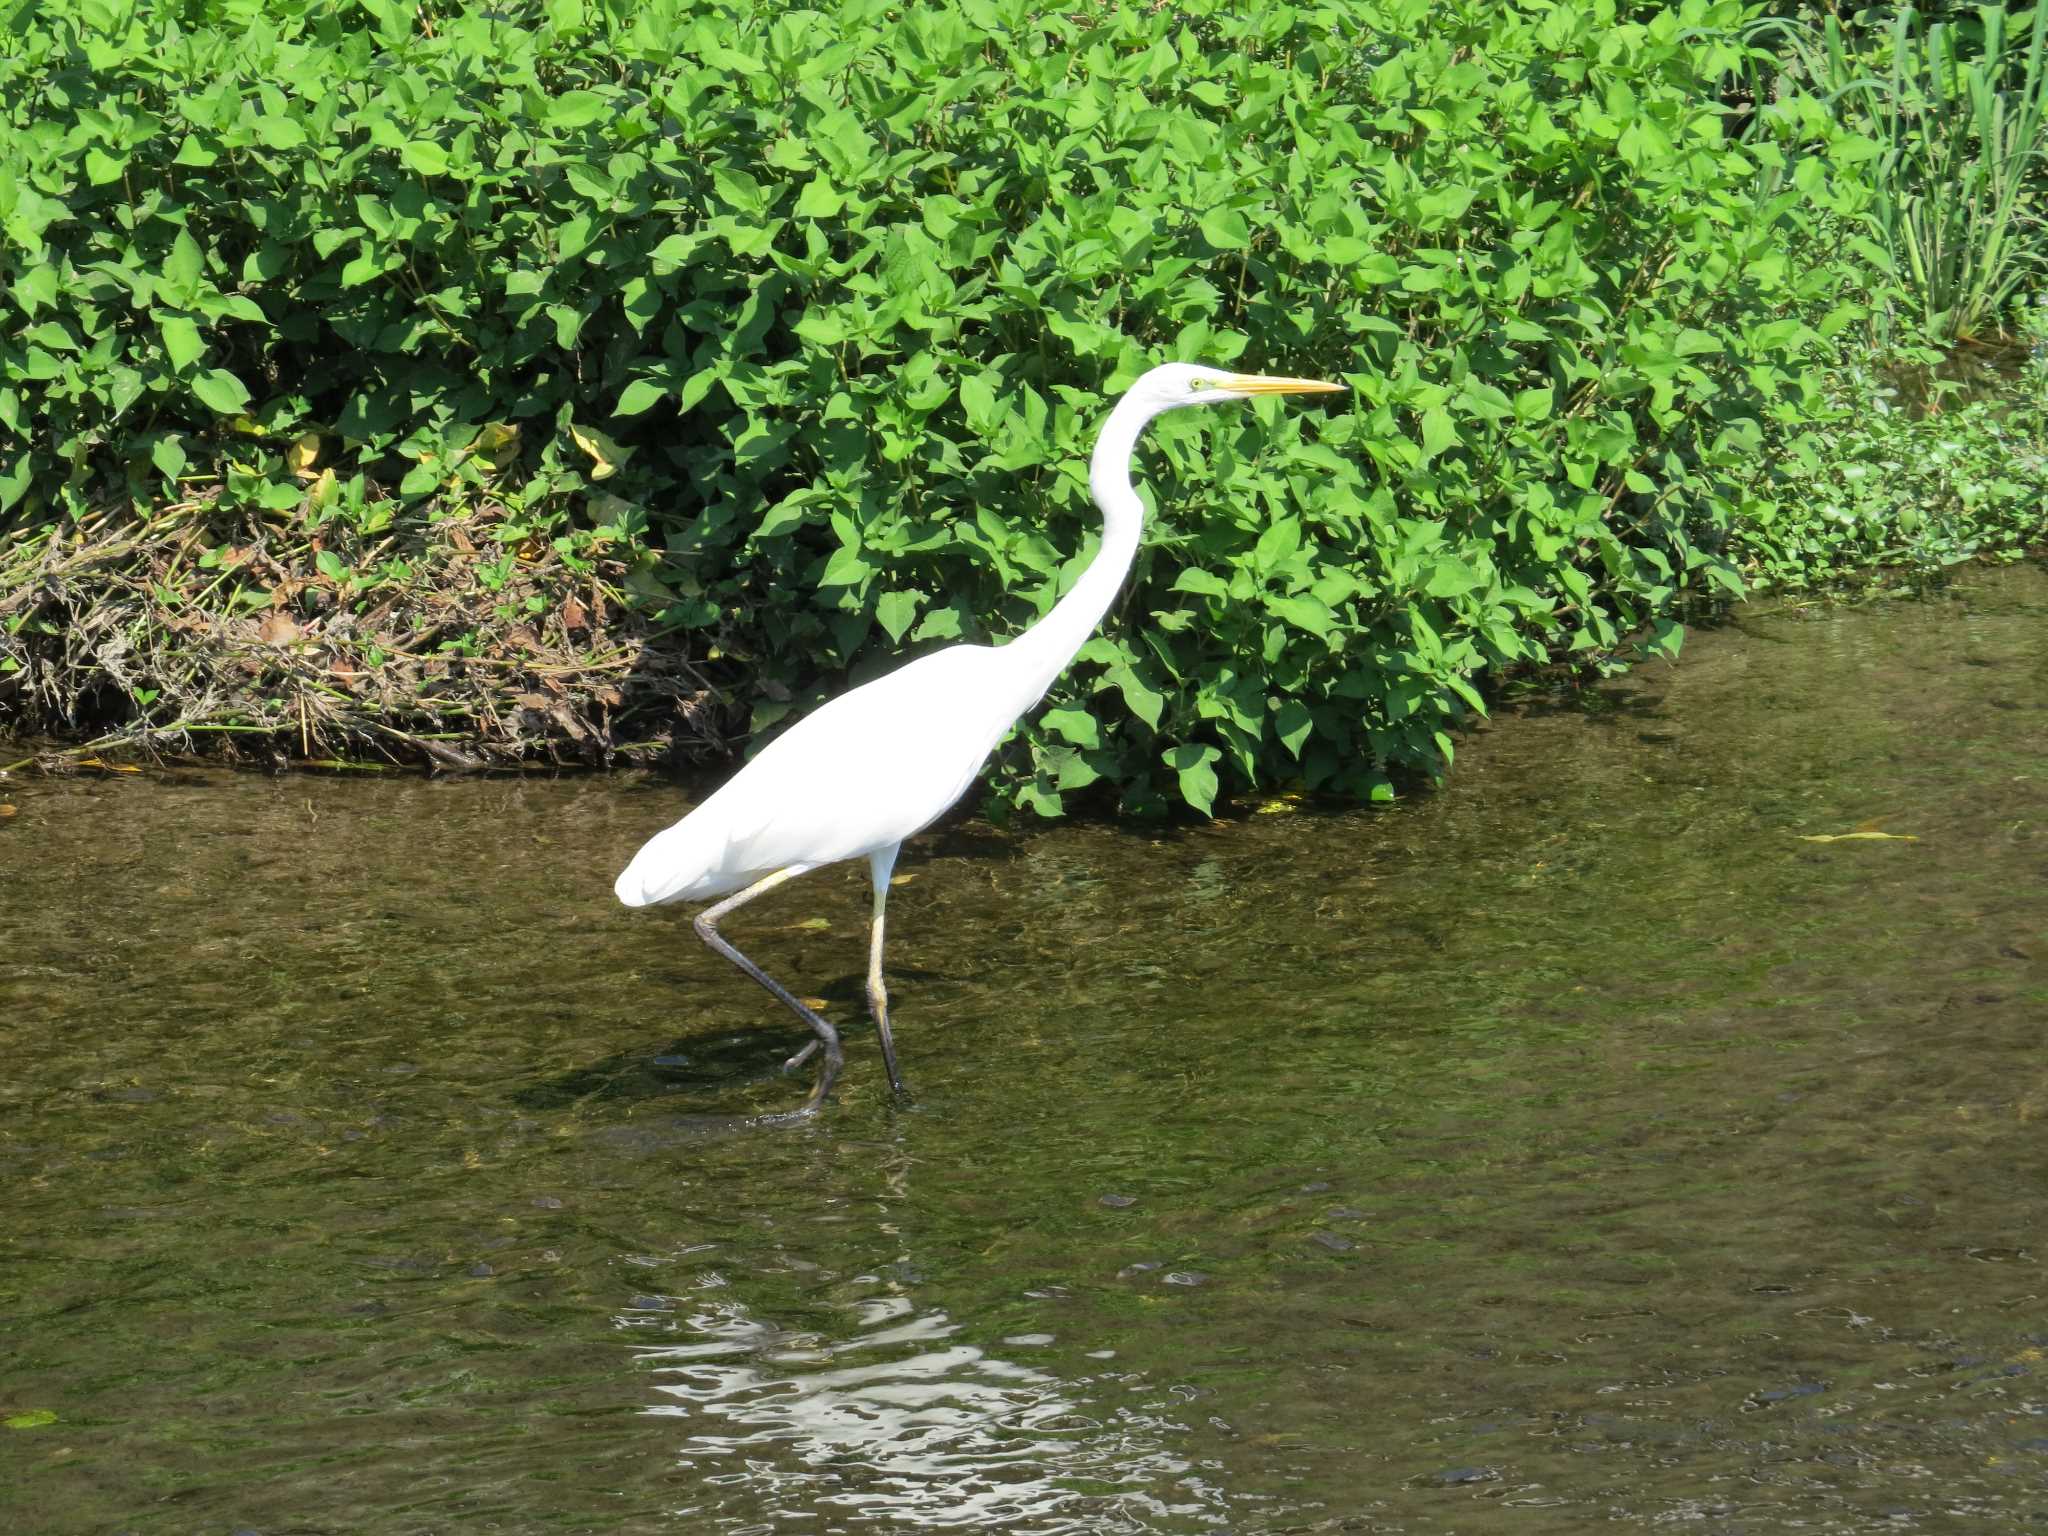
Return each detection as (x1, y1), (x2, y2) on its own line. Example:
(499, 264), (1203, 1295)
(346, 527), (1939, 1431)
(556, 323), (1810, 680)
(638, 1296), (1230, 1531)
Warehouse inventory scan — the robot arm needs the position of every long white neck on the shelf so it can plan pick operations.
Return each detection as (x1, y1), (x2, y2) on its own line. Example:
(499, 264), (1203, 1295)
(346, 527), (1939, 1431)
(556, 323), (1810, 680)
(996, 388), (1167, 710)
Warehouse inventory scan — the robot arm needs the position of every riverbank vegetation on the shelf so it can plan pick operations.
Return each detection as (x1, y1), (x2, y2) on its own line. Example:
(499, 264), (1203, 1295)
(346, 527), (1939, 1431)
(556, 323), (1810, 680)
(3, 0), (2045, 808)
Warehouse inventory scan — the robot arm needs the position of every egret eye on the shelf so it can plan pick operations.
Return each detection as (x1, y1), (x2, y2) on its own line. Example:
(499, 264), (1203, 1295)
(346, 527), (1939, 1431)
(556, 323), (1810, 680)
(1188, 378), (1209, 392)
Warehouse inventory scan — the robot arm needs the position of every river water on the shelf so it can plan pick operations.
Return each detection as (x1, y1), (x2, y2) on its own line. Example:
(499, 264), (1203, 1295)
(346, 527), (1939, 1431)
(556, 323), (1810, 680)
(3, 564), (2045, 1533)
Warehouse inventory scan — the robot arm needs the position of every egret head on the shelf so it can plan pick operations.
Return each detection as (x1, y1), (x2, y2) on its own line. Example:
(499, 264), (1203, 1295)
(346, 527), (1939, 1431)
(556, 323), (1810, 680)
(1131, 362), (1347, 412)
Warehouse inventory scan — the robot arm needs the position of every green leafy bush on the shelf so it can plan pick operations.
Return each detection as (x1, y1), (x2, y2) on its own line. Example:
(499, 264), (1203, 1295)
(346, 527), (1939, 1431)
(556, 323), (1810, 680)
(2, 0), (1879, 810)
(1733, 343), (2048, 587)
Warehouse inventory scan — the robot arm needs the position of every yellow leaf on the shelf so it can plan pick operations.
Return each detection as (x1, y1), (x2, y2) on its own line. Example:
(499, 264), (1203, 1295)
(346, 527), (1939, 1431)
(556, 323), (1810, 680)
(307, 467), (338, 513)
(288, 431), (321, 480)
(569, 422), (631, 481)
(1796, 831), (1919, 843)
(475, 422), (521, 472)
(0, 804), (16, 818)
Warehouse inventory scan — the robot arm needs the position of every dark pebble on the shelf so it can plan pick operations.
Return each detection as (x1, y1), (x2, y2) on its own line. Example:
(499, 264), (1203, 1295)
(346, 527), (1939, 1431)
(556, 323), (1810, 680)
(1299, 1180), (1333, 1194)
(1748, 1382), (1825, 1405)
(468, 1263), (494, 1278)
(1430, 1466), (1497, 1486)
(1309, 1231), (1356, 1253)
(1162, 1270), (1207, 1287)
(628, 1294), (673, 1311)
(1117, 1261), (1163, 1279)
(1098, 1193), (1137, 1209)
(362, 1254), (433, 1273)
(533, 1196), (564, 1209)
(1327, 1207), (1368, 1222)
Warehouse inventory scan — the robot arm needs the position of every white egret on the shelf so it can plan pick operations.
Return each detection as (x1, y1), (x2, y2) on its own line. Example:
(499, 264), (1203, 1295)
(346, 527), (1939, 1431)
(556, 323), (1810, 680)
(615, 363), (1345, 1113)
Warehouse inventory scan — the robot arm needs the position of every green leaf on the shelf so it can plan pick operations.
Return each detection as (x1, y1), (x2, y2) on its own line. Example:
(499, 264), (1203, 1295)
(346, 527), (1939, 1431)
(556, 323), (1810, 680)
(959, 373), (997, 430)
(159, 314), (204, 371)
(1199, 208), (1251, 249)
(0, 455), (31, 513)
(677, 369), (722, 413)
(794, 177), (844, 219)
(1419, 405), (1457, 462)
(190, 369), (252, 415)
(253, 116), (307, 150)
(546, 90), (608, 129)
(150, 435), (188, 480)
(1108, 660), (1164, 729)
(340, 250), (383, 288)
(1423, 558), (1483, 598)
(817, 545), (871, 588)
(616, 379), (667, 416)
(1267, 594), (1337, 637)
(12, 264), (58, 315)
(1274, 699), (1313, 757)
(163, 230), (203, 306)
(401, 140), (449, 175)
(1163, 743), (1221, 816)
(875, 590), (921, 642)
(1041, 707), (1100, 748)
(1015, 777), (1064, 818)
(913, 606), (965, 642)
(5, 1411), (56, 1430)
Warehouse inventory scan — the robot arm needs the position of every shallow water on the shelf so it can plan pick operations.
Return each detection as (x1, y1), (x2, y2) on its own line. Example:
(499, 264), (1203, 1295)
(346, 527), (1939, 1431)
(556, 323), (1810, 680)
(3, 564), (2046, 1534)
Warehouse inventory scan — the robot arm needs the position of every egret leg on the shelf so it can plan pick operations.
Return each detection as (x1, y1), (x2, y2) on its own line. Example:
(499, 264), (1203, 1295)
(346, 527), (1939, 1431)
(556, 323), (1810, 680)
(866, 843), (904, 1095)
(780, 844), (906, 1094)
(692, 865), (843, 1112)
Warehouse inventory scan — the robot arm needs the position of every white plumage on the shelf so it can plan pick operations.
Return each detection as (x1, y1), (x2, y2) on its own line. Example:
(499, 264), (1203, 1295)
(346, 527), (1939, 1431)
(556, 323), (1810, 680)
(614, 645), (1022, 907)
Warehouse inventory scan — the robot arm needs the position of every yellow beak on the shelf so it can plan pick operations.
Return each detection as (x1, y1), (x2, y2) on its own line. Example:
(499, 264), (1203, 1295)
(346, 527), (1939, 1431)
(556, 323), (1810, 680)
(1224, 374), (1347, 396)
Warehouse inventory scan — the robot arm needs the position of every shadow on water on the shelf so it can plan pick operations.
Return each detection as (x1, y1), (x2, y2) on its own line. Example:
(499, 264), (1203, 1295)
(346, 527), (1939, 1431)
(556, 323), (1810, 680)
(2, 561), (2046, 1532)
